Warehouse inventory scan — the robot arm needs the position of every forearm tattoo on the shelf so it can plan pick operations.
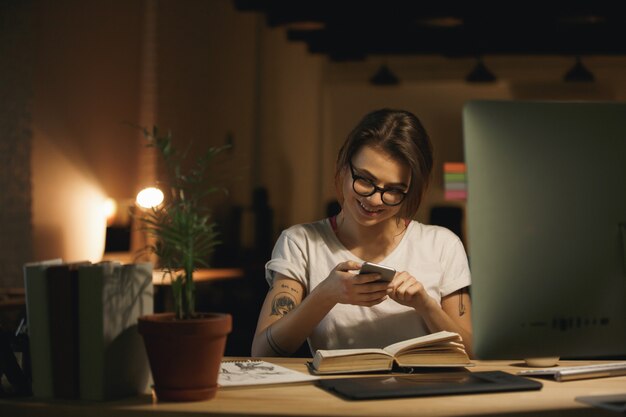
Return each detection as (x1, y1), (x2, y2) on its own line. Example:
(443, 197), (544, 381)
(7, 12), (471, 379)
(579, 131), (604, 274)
(266, 325), (289, 356)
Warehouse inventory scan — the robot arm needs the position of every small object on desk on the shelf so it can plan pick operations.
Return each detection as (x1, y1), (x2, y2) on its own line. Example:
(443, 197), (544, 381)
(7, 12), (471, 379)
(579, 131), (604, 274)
(310, 330), (471, 375)
(524, 357), (560, 367)
(576, 393), (626, 413)
(316, 371), (543, 400)
(218, 360), (319, 387)
(517, 362), (626, 381)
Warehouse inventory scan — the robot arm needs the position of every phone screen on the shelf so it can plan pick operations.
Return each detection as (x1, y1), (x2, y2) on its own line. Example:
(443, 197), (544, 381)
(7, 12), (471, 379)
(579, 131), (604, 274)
(359, 262), (396, 281)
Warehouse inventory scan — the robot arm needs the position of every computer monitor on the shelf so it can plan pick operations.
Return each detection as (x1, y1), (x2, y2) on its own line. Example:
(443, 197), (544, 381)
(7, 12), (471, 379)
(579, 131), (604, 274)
(463, 100), (626, 359)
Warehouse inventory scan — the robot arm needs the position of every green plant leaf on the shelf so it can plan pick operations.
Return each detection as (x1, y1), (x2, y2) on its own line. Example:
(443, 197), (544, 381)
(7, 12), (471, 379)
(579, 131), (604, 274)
(130, 124), (229, 320)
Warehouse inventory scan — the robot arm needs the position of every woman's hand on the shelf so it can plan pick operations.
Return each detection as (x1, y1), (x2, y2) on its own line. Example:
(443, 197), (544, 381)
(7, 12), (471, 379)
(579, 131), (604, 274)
(386, 272), (474, 356)
(319, 261), (389, 307)
(386, 271), (436, 311)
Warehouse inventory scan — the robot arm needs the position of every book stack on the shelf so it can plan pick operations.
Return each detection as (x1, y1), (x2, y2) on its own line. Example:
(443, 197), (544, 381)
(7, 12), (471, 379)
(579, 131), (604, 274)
(443, 162), (467, 201)
(24, 260), (154, 400)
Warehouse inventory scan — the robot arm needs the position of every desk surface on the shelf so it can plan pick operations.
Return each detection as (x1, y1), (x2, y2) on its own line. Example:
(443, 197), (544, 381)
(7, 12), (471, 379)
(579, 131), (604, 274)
(1, 358), (625, 417)
(152, 268), (244, 285)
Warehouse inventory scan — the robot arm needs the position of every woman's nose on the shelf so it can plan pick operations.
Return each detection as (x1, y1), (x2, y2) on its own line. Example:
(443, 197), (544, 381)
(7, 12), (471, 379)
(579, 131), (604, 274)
(366, 191), (384, 205)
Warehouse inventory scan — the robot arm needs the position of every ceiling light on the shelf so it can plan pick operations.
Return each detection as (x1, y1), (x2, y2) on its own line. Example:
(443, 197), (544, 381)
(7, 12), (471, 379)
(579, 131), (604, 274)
(370, 64), (399, 86)
(465, 57), (496, 83)
(286, 21), (325, 31)
(563, 56), (595, 82)
(415, 17), (463, 28)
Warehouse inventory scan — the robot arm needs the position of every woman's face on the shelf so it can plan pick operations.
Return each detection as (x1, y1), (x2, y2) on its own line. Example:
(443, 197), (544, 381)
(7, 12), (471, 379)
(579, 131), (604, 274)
(342, 145), (411, 226)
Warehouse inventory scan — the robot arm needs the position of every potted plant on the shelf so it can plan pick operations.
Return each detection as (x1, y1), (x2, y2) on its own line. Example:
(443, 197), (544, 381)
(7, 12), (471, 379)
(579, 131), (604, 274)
(134, 126), (232, 402)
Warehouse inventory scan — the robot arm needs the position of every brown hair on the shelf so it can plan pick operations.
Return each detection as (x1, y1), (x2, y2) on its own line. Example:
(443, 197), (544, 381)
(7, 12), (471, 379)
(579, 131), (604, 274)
(334, 108), (433, 219)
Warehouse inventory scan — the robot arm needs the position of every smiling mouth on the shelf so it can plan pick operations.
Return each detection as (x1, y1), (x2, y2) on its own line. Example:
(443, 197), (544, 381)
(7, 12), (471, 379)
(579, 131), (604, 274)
(358, 199), (384, 215)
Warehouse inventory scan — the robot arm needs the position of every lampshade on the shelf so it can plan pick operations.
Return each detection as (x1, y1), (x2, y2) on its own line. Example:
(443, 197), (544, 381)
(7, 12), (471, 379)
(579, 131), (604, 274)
(370, 64), (399, 86)
(564, 56), (595, 82)
(466, 57), (496, 83)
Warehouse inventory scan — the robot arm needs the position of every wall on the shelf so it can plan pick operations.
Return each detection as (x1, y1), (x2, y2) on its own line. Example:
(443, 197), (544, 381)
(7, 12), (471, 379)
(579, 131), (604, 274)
(153, 0), (327, 232)
(152, 0), (260, 266)
(155, 0), (258, 208)
(153, 1), (325, 251)
(0, 0), (34, 287)
(257, 25), (324, 231)
(31, 0), (144, 262)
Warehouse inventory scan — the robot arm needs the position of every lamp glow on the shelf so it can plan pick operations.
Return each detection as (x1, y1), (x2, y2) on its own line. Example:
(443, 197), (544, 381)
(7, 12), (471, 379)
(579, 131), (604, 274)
(136, 187), (164, 209)
(103, 198), (117, 225)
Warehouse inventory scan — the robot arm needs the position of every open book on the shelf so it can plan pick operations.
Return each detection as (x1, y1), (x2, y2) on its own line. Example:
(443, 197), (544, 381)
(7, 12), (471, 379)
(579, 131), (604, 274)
(310, 330), (472, 374)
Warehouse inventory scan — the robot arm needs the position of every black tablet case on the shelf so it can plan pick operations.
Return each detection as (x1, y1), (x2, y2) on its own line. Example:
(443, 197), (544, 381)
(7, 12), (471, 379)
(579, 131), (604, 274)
(316, 371), (542, 400)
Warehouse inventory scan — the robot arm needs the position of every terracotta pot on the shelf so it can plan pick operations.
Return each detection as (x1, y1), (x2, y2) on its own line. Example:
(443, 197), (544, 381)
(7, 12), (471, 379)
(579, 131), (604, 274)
(138, 312), (232, 402)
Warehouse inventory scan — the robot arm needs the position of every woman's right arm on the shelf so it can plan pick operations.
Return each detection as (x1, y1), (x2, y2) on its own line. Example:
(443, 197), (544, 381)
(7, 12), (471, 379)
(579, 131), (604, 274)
(251, 275), (329, 356)
(251, 261), (388, 357)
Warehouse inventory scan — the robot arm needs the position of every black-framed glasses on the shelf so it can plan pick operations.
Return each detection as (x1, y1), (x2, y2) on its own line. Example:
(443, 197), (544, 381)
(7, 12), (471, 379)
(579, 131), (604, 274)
(349, 162), (407, 206)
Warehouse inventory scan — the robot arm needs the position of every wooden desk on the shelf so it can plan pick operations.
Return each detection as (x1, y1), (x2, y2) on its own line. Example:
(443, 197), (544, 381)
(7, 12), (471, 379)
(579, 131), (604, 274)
(152, 268), (244, 285)
(1, 359), (625, 417)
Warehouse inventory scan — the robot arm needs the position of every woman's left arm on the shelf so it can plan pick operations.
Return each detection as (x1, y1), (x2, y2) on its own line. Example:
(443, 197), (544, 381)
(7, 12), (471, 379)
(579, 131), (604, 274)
(387, 277), (473, 357)
(438, 288), (473, 356)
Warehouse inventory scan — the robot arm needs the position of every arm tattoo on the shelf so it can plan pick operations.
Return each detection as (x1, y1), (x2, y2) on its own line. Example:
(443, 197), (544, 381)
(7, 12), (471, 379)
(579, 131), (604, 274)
(266, 325), (290, 356)
(458, 288), (466, 317)
(270, 292), (296, 317)
(280, 283), (300, 295)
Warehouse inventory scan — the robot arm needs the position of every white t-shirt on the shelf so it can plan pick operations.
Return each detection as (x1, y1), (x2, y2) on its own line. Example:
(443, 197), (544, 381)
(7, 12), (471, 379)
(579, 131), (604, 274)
(265, 218), (471, 354)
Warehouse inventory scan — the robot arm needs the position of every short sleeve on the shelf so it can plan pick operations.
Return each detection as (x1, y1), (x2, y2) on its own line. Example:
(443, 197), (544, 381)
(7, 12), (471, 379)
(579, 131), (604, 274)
(264, 230), (310, 292)
(439, 236), (471, 297)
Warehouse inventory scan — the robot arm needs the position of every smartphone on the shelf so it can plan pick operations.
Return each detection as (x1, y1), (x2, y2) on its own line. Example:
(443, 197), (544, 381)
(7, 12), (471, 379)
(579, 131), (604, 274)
(358, 262), (396, 281)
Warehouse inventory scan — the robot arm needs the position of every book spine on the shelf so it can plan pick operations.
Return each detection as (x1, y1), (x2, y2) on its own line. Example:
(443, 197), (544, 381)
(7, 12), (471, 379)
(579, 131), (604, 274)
(78, 264), (106, 400)
(47, 264), (82, 399)
(24, 265), (53, 398)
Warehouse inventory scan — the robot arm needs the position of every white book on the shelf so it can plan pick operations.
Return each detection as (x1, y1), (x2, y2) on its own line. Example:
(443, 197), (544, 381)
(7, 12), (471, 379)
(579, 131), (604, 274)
(23, 258), (63, 398)
(78, 262), (154, 400)
(218, 360), (319, 387)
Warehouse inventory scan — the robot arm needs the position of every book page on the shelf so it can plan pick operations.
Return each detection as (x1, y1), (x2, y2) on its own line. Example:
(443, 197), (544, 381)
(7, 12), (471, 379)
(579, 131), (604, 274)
(395, 347), (471, 367)
(315, 348), (389, 359)
(383, 330), (461, 356)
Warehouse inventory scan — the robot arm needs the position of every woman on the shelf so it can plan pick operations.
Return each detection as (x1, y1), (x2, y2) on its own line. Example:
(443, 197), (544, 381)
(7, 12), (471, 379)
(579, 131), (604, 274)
(251, 108), (473, 357)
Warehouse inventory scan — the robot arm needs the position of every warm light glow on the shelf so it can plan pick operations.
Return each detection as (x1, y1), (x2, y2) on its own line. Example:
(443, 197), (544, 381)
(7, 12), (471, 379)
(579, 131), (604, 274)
(32, 130), (107, 263)
(103, 198), (117, 221)
(136, 187), (164, 208)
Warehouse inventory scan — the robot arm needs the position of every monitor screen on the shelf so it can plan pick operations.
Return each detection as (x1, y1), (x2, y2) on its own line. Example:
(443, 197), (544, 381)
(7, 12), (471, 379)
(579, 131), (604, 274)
(463, 100), (626, 360)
